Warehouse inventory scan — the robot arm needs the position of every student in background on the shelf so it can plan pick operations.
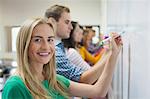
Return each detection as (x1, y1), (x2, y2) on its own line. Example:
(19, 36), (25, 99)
(62, 21), (112, 99)
(2, 17), (122, 99)
(45, 4), (122, 97)
(62, 21), (106, 70)
(81, 27), (101, 54)
(80, 28), (105, 65)
(45, 4), (121, 83)
(62, 21), (91, 70)
(82, 27), (97, 54)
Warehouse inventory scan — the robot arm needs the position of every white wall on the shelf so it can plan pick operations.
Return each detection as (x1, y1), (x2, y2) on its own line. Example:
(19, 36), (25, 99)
(0, 0), (102, 59)
(69, 0), (101, 25)
(1, 0), (101, 26)
(0, 0), (2, 24)
(107, 0), (150, 99)
(0, 0), (2, 52)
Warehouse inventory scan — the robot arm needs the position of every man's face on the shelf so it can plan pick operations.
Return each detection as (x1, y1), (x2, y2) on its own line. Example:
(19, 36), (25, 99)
(56, 12), (73, 39)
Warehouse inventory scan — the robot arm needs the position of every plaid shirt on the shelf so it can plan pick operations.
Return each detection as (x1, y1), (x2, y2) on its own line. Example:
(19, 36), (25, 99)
(55, 42), (86, 82)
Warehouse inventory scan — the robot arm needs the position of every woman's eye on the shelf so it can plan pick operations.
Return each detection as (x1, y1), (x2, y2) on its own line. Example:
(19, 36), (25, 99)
(33, 38), (41, 42)
(47, 38), (54, 43)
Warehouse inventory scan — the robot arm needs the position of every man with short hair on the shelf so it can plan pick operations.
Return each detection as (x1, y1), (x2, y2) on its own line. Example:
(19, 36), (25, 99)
(44, 5), (121, 87)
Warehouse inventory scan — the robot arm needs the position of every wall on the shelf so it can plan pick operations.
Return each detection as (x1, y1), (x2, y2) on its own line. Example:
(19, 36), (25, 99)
(107, 0), (150, 99)
(0, 0), (102, 59)
(1, 0), (101, 26)
(0, 0), (2, 52)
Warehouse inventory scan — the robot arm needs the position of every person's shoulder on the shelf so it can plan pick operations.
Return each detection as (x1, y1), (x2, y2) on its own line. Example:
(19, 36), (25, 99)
(2, 76), (32, 99)
(55, 44), (65, 55)
(55, 45), (61, 51)
(68, 48), (82, 59)
(5, 75), (22, 84)
(68, 48), (78, 53)
(3, 76), (24, 90)
(79, 46), (86, 51)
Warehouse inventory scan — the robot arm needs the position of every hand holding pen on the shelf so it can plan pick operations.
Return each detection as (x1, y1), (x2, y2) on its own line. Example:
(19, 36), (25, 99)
(99, 32), (124, 54)
(110, 32), (123, 55)
(100, 31), (124, 46)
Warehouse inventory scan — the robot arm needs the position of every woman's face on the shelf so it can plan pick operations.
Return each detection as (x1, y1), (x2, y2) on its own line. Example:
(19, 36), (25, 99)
(73, 24), (83, 43)
(28, 23), (55, 65)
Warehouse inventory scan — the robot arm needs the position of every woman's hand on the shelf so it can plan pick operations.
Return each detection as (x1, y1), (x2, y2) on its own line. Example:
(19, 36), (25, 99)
(110, 32), (123, 55)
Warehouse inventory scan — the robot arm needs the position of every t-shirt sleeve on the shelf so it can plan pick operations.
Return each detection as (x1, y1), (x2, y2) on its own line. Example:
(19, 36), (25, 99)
(2, 76), (32, 99)
(56, 74), (70, 88)
(2, 81), (26, 99)
(55, 46), (86, 82)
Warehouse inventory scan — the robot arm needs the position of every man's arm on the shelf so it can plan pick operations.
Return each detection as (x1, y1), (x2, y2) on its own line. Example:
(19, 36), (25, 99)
(55, 46), (86, 82)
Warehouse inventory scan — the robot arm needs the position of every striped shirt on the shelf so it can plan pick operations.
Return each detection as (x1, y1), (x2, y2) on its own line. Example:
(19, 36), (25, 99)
(66, 48), (91, 71)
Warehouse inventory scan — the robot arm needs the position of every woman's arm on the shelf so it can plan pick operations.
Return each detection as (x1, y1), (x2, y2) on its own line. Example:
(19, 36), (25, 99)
(69, 51), (112, 98)
(67, 48), (111, 85)
(79, 33), (122, 84)
(79, 50), (111, 84)
(69, 35), (122, 98)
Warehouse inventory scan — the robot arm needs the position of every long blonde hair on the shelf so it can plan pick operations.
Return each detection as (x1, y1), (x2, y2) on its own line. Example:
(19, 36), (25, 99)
(16, 18), (68, 98)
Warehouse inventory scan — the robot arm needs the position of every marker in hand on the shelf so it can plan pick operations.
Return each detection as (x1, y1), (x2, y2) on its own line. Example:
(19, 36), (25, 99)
(100, 31), (125, 46)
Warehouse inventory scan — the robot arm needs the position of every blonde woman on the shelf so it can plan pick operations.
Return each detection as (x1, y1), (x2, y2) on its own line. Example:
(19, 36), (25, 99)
(2, 18), (122, 99)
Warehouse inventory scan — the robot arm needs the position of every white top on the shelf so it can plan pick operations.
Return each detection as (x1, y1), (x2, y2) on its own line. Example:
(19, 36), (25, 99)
(66, 48), (91, 71)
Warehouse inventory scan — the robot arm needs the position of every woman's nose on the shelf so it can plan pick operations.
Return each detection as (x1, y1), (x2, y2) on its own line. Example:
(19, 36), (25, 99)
(41, 40), (49, 50)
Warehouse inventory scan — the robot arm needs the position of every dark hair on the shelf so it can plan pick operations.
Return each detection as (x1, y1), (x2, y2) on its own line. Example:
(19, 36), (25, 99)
(45, 5), (70, 22)
(62, 21), (78, 48)
(85, 25), (92, 29)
